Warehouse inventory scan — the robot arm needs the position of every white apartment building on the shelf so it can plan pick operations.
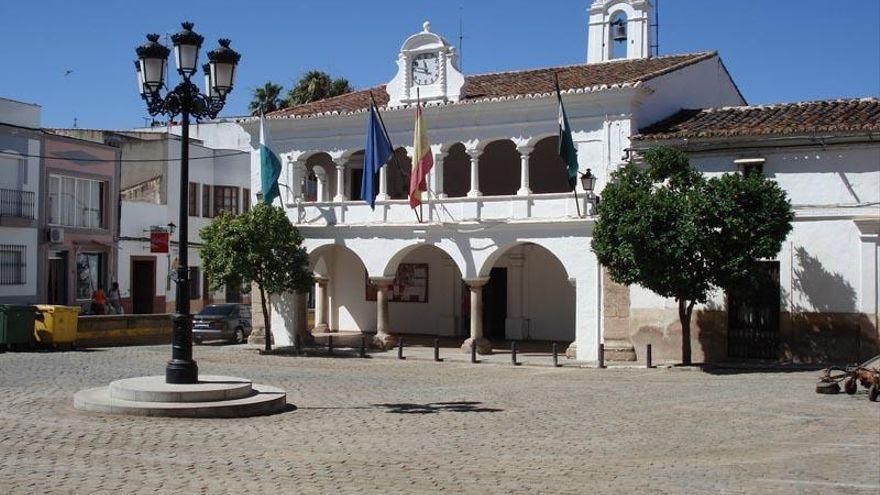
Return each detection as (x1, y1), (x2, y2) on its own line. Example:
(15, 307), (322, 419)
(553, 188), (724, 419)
(0, 97), (41, 305)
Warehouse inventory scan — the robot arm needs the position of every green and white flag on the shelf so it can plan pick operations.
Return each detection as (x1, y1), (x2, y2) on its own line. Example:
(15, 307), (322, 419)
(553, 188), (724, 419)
(259, 113), (282, 205)
(555, 79), (578, 189)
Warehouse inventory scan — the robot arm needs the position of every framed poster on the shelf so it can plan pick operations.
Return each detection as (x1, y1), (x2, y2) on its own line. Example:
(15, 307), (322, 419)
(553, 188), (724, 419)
(365, 263), (429, 303)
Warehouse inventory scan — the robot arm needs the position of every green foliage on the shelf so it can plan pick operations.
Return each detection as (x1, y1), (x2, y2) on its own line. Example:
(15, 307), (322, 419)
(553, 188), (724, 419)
(591, 146), (793, 363)
(284, 70), (353, 107)
(200, 204), (312, 350)
(248, 82), (286, 116)
(201, 203), (312, 295)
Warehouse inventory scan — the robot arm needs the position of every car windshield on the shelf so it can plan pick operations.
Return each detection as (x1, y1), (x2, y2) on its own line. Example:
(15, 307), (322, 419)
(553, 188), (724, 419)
(198, 305), (235, 316)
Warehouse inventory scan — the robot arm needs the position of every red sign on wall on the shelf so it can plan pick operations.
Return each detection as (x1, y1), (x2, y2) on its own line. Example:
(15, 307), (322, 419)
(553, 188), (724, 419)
(150, 228), (169, 253)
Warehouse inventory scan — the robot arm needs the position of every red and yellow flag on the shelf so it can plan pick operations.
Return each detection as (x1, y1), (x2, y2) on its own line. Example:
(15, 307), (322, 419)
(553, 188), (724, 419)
(408, 103), (433, 208)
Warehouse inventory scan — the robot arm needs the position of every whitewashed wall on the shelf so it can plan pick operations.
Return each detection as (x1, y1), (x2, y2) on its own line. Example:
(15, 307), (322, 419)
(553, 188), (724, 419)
(628, 143), (880, 318)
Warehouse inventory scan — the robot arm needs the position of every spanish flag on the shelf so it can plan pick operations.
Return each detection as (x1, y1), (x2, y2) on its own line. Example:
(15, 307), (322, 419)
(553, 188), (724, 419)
(408, 102), (433, 208)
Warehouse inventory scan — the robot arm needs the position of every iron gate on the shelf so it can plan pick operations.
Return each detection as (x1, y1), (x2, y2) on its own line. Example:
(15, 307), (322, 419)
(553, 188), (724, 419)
(727, 261), (781, 360)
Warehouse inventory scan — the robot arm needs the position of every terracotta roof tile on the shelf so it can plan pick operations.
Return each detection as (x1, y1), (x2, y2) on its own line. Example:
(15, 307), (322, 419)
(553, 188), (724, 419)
(267, 52), (717, 119)
(635, 98), (880, 140)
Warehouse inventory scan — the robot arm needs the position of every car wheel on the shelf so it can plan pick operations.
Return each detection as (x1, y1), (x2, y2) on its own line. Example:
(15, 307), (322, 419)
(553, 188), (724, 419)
(844, 377), (858, 395)
(232, 327), (245, 345)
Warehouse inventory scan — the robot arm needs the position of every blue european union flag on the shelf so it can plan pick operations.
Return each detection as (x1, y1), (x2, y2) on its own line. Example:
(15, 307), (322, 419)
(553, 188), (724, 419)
(361, 103), (393, 209)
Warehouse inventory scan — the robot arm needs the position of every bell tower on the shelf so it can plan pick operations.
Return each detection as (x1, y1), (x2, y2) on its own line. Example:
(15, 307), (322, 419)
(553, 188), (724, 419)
(587, 0), (654, 64)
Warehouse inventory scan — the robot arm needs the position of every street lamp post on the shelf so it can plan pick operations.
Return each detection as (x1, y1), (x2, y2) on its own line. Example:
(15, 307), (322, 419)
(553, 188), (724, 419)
(135, 22), (241, 384)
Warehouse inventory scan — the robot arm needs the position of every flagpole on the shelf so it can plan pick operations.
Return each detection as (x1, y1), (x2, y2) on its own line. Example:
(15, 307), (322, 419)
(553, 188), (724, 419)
(370, 91), (421, 223)
(554, 72), (582, 218)
(415, 88), (424, 223)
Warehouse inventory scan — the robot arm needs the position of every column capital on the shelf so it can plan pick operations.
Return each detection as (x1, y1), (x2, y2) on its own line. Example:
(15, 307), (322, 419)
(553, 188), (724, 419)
(369, 276), (395, 288)
(463, 277), (490, 288)
(314, 276), (329, 285)
(516, 145), (534, 156)
(465, 147), (483, 160)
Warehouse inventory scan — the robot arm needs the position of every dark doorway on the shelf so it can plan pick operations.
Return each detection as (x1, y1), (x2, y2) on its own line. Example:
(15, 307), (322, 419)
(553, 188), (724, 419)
(131, 258), (156, 314)
(225, 283), (241, 303)
(727, 261), (781, 360)
(47, 253), (67, 305)
(350, 169), (364, 201)
(483, 267), (507, 340)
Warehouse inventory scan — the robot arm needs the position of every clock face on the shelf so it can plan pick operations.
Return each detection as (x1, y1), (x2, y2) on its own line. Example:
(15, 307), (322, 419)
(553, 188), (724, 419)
(411, 52), (440, 86)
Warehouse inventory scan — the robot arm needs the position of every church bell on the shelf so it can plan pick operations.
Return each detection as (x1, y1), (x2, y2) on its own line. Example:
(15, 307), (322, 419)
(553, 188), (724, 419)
(612, 20), (627, 42)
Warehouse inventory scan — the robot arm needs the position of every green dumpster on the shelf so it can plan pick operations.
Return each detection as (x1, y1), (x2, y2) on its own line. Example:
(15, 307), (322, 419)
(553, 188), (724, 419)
(0, 305), (37, 351)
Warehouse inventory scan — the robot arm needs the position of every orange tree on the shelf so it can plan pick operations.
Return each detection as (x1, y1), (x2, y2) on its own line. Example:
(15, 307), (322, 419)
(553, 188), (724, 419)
(591, 147), (793, 364)
(200, 203), (312, 352)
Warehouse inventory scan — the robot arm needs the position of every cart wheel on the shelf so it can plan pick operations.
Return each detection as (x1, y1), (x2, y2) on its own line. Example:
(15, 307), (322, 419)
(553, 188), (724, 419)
(870, 384), (879, 403)
(816, 381), (841, 394)
(844, 377), (858, 395)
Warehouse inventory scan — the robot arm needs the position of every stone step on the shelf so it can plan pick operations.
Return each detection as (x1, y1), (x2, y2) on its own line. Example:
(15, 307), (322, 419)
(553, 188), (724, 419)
(74, 378), (287, 418)
(108, 375), (254, 403)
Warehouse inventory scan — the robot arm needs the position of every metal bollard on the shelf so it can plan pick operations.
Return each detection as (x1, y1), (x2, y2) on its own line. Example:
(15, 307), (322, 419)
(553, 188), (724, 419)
(552, 342), (560, 367)
(433, 338), (441, 362)
(598, 343), (605, 369)
(398, 337), (405, 360)
(511, 341), (520, 366)
(471, 342), (477, 364)
(646, 343), (653, 369)
(359, 335), (367, 358)
(328, 335), (333, 356)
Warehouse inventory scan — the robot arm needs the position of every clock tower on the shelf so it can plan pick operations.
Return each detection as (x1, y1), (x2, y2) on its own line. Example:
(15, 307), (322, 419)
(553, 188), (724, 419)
(386, 21), (465, 107)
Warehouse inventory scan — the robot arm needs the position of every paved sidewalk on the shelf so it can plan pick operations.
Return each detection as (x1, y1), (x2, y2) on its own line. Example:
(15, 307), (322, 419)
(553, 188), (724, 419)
(1, 344), (878, 494)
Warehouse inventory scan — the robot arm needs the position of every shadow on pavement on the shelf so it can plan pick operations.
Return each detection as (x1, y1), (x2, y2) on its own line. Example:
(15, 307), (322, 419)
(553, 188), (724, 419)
(372, 401), (503, 414)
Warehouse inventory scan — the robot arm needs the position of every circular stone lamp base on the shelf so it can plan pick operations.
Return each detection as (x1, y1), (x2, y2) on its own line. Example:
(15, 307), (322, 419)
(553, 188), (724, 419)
(74, 375), (287, 418)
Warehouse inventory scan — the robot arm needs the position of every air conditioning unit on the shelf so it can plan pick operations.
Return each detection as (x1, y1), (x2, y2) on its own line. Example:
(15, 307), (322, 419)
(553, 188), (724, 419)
(48, 227), (64, 243)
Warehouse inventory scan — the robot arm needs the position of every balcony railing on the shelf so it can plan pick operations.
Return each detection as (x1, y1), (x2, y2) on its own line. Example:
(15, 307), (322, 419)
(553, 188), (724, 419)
(288, 192), (594, 226)
(0, 188), (35, 220)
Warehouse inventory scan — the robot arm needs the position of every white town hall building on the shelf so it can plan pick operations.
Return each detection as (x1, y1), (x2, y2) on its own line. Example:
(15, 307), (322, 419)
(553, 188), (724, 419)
(240, 0), (879, 364)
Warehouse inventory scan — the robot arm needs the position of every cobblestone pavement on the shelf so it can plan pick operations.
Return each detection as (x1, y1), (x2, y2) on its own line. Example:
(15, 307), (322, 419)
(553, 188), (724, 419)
(1, 345), (878, 494)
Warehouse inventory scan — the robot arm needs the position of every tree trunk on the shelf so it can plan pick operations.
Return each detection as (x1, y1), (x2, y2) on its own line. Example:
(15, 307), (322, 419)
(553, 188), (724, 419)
(259, 283), (272, 353)
(678, 299), (696, 365)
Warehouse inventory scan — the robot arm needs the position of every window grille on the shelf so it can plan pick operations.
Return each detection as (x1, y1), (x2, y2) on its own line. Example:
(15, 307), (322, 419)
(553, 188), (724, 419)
(0, 244), (26, 285)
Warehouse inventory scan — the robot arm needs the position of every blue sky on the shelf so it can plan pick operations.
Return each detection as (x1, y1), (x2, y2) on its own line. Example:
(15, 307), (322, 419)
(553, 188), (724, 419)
(1, 0), (877, 129)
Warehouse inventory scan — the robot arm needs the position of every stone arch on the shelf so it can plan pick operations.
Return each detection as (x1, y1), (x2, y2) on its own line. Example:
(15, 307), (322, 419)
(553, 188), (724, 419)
(442, 142), (470, 198)
(478, 240), (572, 280)
(478, 242), (575, 343)
(383, 244), (466, 337)
(304, 152), (334, 202)
(382, 242), (467, 280)
(478, 139), (520, 196)
(307, 243), (375, 333)
(609, 9), (629, 60)
(386, 147), (412, 200)
(346, 150), (366, 201)
(529, 135), (571, 194)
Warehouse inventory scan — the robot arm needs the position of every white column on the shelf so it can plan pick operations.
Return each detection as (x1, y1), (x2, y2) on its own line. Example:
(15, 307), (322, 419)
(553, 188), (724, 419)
(505, 254), (526, 339)
(516, 145), (533, 196)
(461, 278), (491, 354)
(314, 166), (328, 202)
(312, 277), (329, 332)
(376, 166), (389, 201)
(434, 150), (446, 199)
(370, 277), (397, 349)
(333, 157), (347, 202)
(466, 148), (482, 198)
(290, 159), (306, 201)
(295, 291), (313, 346)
